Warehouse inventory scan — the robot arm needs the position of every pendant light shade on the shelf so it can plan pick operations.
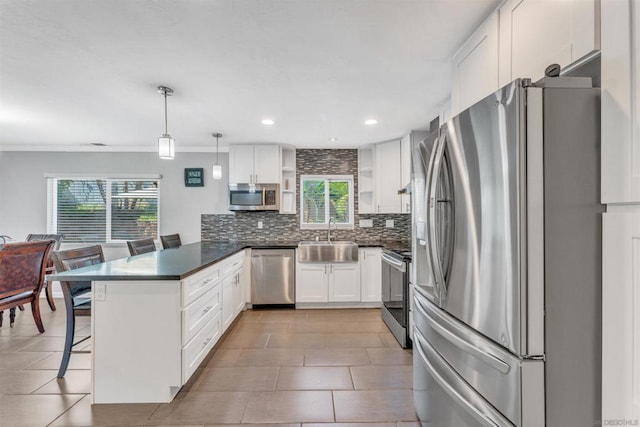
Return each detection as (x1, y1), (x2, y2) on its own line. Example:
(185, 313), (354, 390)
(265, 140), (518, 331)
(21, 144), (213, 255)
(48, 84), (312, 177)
(212, 133), (223, 179)
(158, 86), (175, 160)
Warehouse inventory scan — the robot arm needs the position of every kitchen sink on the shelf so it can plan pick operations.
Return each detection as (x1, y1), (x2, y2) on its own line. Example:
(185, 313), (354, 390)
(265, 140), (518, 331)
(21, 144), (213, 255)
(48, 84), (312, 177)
(297, 241), (358, 263)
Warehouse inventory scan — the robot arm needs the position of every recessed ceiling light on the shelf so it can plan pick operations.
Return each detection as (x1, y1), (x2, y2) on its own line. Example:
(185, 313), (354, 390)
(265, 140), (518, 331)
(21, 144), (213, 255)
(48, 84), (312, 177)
(261, 119), (275, 125)
(329, 137), (337, 142)
(90, 142), (107, 146)
(365, 119), (377, 126)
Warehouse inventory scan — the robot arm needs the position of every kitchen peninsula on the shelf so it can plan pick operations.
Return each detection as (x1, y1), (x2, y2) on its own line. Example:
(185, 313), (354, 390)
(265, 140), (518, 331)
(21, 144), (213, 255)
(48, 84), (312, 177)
(49, 240), (402, 404)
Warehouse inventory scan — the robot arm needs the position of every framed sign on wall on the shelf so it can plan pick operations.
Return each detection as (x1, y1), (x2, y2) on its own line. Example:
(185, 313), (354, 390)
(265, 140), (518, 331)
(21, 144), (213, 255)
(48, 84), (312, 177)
(184, 168), (204, 187)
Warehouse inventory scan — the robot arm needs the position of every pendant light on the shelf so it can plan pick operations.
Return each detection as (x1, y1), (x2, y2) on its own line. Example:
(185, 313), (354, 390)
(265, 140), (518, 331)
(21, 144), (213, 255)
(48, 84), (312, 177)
(157, 86), (175, 159)
(212, 133), (223, 179)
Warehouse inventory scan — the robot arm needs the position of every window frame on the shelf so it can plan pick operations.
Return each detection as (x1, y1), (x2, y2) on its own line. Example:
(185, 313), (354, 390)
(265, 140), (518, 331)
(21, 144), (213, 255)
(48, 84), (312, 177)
(299, 174), (354, 230)
(46, 174), (161, 243)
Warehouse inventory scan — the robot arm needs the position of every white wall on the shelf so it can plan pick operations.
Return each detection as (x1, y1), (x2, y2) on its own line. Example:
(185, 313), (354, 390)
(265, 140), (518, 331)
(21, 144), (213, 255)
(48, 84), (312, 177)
(0, 151), (229, 257)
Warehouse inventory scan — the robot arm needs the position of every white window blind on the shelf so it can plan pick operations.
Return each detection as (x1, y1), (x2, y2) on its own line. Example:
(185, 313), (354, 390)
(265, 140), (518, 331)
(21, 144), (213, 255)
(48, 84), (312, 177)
(300, 175), (354, 229)
(47, 177), (159, 243)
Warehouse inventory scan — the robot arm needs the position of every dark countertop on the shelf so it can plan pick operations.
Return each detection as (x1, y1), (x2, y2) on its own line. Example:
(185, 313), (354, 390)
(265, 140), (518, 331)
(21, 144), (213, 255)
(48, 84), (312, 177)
(48, 240), (410, 282)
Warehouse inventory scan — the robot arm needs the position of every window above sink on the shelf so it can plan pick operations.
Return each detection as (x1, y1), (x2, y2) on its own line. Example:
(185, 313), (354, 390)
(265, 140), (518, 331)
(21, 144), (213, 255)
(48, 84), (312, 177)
(300, 174), (354, 230)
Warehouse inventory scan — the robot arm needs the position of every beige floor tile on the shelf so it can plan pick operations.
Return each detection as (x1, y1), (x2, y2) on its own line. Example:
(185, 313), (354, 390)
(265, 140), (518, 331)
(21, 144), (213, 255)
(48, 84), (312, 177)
(17, 336), (67, 352)
(350, 366), (413, 390)
(333, 390), (418, 422)
(306, 309), (382, 323)
(253, 310), (308, 322)
(0, 336), (38, 352)
(231, 321), (290, 334)
(379, 333), (402, 348)
(0, 369), (57, 394)
(0, 350), (51, 370)
(206, 348), (242, 367)
(366, 348), (413, 366)
(0, 394), (84, 427)
(303, 424), (395, 427)
(206, 424), (300, 427)
(277, 367), (353, 390)
(221, 332), (270, 348)
(396, 422), (422, 427)
(195, 367), (279, 391)
(304, 349), (371, 366)
(25, 350), (92, 370)
(148, 391), (250, 425)
(289, 321), (388, 334)
(268, 333), (326, 348)
(48, 395), (160, 426)
(33, 370), (92, 394)
(236, 348), (304, 367)
(242, 391), (334, 423)
(323, 334), (385, 348)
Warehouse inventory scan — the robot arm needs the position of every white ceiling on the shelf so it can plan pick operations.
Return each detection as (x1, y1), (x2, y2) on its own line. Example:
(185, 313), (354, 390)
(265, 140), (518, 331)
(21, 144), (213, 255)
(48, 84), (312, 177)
(0, 0), (498, 151)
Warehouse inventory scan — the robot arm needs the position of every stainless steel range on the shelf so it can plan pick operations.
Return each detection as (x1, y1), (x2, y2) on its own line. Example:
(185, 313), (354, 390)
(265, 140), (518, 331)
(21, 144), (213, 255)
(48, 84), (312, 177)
(381, 249), (412, 348)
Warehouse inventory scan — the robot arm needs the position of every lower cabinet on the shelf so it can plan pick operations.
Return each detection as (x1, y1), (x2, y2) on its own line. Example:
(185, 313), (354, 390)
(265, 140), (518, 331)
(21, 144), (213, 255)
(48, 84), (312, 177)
(360, 248), (381, 302)
(296, 262), (360, 303)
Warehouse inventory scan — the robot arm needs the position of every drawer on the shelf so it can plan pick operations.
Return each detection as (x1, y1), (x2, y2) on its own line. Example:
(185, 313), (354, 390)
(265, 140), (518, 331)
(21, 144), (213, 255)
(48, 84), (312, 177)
(182, 266), (220, 306)
(182, 311), (221, 383)
(182, 286), (221, 345)
(220, 251), (245, 277)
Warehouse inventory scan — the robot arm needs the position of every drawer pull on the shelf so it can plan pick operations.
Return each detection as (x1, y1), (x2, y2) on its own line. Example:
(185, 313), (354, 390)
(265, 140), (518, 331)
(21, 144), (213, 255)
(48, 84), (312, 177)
(202, 278), (214, 285)
(202, 337), (212, 347)
(202, 305), (213, 315)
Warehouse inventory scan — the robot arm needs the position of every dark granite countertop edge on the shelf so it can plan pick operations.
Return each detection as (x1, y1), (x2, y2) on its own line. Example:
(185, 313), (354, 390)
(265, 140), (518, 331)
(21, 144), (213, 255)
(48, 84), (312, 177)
(49, 240), (410, 282)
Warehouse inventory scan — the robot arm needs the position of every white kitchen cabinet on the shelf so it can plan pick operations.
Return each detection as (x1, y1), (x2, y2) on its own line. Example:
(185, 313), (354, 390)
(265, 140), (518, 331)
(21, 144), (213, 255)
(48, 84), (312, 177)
(374, 140), (402, 213)
(328, 263), (360, 302)
(228, 144), (280, 184)
(360, 248), (381, 303)
(451, 11), (499, 114)
(296, 263), (328, 303)
(602, 207), (640, 421)
(499, 0), (599, 86)
(221, 274), (235, 331)
(601, 0), (640, 203)
(296, 261), (360, 303)
(400, 130), (428, 214)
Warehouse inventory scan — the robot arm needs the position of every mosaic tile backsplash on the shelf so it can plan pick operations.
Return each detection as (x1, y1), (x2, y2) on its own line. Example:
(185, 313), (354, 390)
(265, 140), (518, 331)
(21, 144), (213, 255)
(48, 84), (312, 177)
(202, 149), (410, 242)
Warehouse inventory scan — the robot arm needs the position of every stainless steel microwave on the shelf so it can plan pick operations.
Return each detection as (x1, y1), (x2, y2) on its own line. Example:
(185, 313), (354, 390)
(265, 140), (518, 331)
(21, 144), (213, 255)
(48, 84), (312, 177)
(228, 184), (280, 211)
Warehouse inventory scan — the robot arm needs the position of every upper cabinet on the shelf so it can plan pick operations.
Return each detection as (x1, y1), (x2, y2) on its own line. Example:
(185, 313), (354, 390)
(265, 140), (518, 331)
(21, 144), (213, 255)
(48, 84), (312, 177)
(499, 0), (600, 85)
(280, 146), (296, 214)
(228, 144), (280, 184)
(601, 0), (640, 204)
(451, 11), (500, 115)
(375, 140), (402, 213)
(400, 130), (428, 214)
(358, 140), (403, 214)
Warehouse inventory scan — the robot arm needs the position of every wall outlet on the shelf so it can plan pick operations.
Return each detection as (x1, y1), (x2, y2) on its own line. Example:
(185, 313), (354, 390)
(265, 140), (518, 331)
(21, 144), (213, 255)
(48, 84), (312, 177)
(257, 221), (263, 229)
(385, 219), (395, 228)
(359, 219), (373, 228)
(95, 283), (106, 301)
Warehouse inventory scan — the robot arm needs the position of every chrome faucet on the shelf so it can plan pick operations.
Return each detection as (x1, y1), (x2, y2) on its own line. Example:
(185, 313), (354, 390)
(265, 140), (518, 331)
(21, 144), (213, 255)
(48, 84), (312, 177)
(327, 217), (335, 243)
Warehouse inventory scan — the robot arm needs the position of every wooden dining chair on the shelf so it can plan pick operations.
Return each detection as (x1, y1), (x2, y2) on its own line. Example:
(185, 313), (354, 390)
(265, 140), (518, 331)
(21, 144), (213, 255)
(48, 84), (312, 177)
(51, 245), (104, 378)
(127, 237), (156, 256)
(26, 233), (64, 311)
(0, 240), (54, 332)
(160, 234), (182, 249)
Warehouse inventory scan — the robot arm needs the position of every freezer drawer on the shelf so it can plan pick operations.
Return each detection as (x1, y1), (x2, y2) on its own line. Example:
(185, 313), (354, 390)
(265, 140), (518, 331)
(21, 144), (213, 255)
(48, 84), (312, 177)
(413, 292), (544, 426)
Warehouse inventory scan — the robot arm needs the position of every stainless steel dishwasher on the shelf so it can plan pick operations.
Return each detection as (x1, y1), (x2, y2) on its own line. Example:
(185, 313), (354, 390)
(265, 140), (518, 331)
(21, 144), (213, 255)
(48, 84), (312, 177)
(250, 249), (295, 307)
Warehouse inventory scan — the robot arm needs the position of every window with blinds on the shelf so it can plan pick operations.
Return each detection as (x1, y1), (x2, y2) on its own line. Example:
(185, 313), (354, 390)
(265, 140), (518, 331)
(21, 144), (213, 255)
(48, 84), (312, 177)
(47, 177), (159, 243)
(300, 175), (354, 229)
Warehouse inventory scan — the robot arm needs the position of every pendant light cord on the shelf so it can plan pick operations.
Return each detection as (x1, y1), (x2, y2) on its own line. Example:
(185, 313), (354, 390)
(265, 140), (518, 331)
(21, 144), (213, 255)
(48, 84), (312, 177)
(164, 91), (169, 135)
(216, 134), (219, 164)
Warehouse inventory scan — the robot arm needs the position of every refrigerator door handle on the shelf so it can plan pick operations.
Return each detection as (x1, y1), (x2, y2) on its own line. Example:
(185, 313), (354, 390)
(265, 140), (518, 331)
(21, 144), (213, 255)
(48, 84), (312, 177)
(414, 295), (510, 374)
(424, 133), (443, 303)
(428, 133), (447, 297)
(414, 329), (514, 427)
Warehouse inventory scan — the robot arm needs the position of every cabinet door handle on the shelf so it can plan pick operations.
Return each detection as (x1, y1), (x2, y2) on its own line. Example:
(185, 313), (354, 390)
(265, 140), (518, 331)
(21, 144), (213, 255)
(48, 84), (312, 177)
(255, 173), (258, 183)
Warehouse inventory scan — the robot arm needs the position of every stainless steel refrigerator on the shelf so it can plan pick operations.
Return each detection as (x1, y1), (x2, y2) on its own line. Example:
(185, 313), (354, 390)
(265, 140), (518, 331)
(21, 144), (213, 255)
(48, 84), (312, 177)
(411, 77), (602, 426)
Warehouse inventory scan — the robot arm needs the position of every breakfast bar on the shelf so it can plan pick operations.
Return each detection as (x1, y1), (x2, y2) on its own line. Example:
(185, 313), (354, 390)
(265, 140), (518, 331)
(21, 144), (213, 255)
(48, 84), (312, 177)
(49, 241), (255, 404)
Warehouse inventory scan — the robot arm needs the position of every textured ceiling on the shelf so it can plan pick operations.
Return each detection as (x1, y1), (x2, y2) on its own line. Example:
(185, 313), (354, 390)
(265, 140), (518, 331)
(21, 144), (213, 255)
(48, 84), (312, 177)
(0, 0), (498, 151)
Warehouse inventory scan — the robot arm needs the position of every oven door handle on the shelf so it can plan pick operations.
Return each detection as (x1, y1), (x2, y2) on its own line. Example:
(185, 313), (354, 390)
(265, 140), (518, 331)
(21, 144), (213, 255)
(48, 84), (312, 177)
(381, 253), (406, 272)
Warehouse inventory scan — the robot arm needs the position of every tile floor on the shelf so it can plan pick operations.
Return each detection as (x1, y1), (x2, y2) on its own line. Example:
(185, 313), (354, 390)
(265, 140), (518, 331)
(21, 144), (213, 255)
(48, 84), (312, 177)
(0, 303), (418, 426)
